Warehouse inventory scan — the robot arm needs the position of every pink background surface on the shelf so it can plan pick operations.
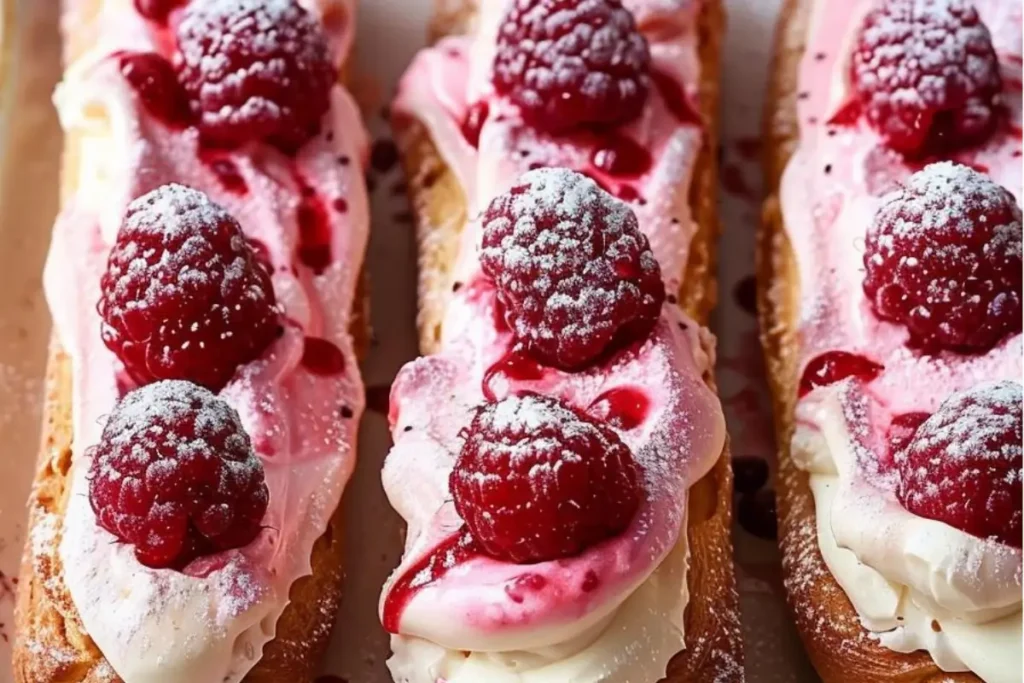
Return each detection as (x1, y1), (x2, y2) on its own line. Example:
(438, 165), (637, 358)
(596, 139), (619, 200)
(0, 0), (818, 680)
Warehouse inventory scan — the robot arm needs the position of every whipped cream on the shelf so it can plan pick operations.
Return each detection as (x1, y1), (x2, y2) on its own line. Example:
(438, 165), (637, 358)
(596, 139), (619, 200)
(41, 2), (368, 682)
(384, 1), (724, 681)
(779, 0), (1023, 679)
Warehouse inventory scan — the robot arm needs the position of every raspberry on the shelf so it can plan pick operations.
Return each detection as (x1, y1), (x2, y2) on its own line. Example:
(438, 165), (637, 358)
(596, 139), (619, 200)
(451, 393), (642, 563)
(863, 163), (1022, 352)
(851, 0), (1002, 156)
(88, 380), (270, 568)
(492, 0), (651, 133)
(99, 184), (279, 391)
(480, 168), (665, 370)
(175, 0), (336, 151)
(896, 381), (1022, 548)
(119, 52), (191, 127)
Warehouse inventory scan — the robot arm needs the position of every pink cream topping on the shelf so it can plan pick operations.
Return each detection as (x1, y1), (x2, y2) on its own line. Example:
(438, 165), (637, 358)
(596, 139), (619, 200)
(780, 0), (1022, 626)
(42, 2), (367, 682)
(381, 0), (725, 653)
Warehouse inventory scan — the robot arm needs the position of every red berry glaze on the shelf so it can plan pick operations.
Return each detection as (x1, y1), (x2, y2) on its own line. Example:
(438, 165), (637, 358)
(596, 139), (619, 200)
(896, 381), (1022, 548)
(451, 393), (642, 563)
(850, 0), (1002, 156)
(799, 351), (884, 397)
(863, 163), (1022, 352)
(480, 168), (665, 370)
(134, 0), (184, 22)
(119, 52), (192, 127)
(88, 380), (269, 568)
(492, 0), (651, 133)
(175, 0), (336, 151)
(99, 184), (279, 391)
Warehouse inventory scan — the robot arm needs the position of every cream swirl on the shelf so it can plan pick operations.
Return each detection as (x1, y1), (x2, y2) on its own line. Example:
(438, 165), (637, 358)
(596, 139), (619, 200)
(383, 1), (723, 681)
(44, 2), (368, 682)
(779, 0), (1023, 679)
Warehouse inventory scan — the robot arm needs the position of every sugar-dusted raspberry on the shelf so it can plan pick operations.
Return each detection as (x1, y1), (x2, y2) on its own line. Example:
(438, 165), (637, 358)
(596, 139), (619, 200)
(863, 163), (1022, 352)
(492, 0), (651, 133)
(175, 0), (336, 151)
(451, 393), (642, 563)
(88, 380), (270, 568)
(480, 168), (665, 370)
(99, 184), (280, 391)
(896, 381), (1022, 548)
(851, 0), (1002, 156)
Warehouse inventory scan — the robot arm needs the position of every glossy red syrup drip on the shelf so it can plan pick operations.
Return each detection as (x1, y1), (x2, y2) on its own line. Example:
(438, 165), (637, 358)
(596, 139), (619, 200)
(482, 350), (544, 401)
(301, 336), (345, 375)
(118, 52), (191, 127)
(799, 351), (883, 397)
(200, 152), (248, 195)
(587, 387), (650, 430)
(651, 69), (701, 125)
(294, 177), (333, 273)
(616, 185), (642, 202)
(827, 99), (862, 126)
(382, 529), (480, 634)
(133, 0), (183, 23)
(461, 101), (490, 148)
(591, 133), (652, 177)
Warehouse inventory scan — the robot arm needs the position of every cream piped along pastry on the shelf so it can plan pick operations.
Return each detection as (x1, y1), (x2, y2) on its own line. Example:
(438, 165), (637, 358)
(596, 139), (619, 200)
(383, 1), (743, 682)
(13, 1), (368, 682)
(761, 0), (1022, 681)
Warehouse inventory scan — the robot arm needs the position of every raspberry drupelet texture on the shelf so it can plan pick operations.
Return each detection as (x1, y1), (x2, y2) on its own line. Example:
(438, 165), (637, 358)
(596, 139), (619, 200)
(99, 184), (279, 391)
(862, 163), (1022, 352)
(493, 0), (651, 134)
(88, 380), (270, 568)
(895, 381), (1022, 548)
(480, 168), (665, 370)
(451, 393), (642, 563)
(175, 0), (336, 151)
(850, 0), (1002, 156)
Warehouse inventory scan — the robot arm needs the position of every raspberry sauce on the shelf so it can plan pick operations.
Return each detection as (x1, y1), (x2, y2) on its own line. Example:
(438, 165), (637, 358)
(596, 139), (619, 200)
(382, 530), (479, 634)
(461, 101), (490, 148)
(799, 351), (883, 397)
(301, 337), (346, 376)
(200, 152), (248, 195)
(294, 177), (333, 273)
(587, 387), (650, 430)
(651, 69), (701, 125)
(482, 351), (544, 401)
(592, 133), (652, 177)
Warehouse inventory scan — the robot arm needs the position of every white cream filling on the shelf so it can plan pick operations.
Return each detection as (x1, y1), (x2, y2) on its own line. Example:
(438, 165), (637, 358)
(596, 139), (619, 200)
(387, 530), (690, 683)
(792, 389), (1023, 683)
